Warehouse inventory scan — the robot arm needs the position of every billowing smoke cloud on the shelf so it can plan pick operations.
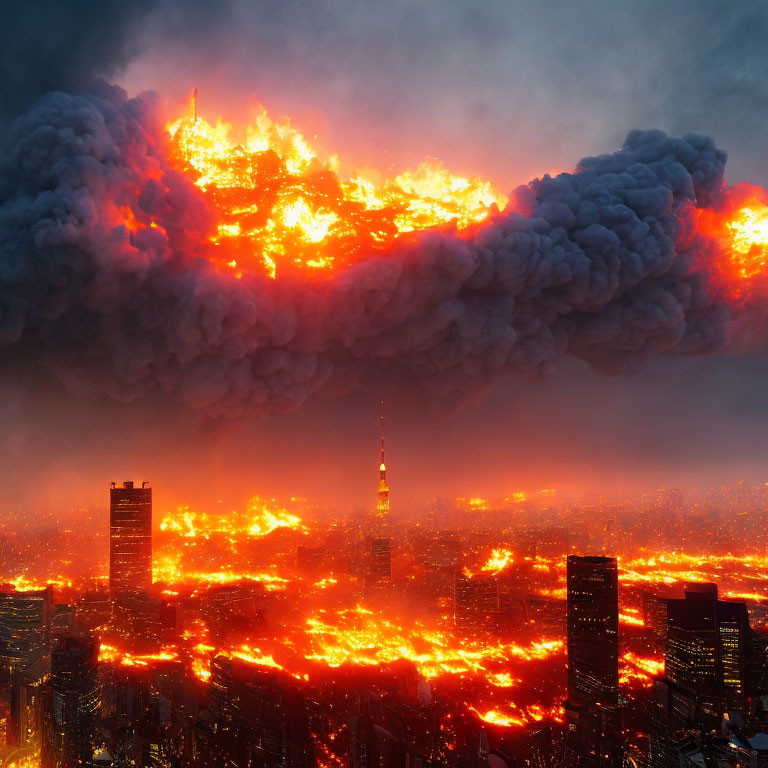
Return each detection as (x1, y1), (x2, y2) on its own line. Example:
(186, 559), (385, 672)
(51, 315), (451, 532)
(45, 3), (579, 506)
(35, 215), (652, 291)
(0, 86), (739, 417)
(0, 1), (155, 126)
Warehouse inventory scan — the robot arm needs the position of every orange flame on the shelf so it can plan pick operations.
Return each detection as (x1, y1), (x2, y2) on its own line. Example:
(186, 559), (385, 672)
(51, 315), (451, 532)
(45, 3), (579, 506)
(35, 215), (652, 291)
(166, 100), (506, 278)
(481, 548), (514, 574)
(697, 183), (768, 284)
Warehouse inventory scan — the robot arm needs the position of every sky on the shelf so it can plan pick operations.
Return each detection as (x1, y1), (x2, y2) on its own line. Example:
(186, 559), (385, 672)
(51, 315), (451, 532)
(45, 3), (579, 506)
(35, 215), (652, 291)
(2, 0), (768, 514)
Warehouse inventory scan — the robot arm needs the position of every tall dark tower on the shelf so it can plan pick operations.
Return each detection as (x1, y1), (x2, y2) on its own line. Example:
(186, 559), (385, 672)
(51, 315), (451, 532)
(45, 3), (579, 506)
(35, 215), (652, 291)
(109, 481), (152, 598)
(564, 555), (622, 767)
(376, 401), (390, 520)
(42, 637), (100, 768)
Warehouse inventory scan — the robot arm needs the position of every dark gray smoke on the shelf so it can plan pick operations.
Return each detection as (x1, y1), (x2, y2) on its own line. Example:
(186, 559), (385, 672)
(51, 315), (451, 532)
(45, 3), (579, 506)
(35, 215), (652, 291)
(0, 86), (736, 417)
(0, 1), (155, 126)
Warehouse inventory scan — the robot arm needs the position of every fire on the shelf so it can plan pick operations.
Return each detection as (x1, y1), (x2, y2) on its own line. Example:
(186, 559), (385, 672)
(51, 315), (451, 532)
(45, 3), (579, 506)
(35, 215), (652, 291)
(468, 703), (563, 728)
(98, 643), (179, 667)
(619, 611), (645, 627)
(469, 707), (526, 728)
(166, 98), (506, 278)
(697, 184), (768, 282)
(304, 607), (562, 682)
(153, 497), (306, 588)
(5, 574), (72, 591)
(158, 496), (304, 539)
(622, 652), (664, 678)
(723, 202), (768, 278)
(620, 651), (665, 687)
(481, 548), (514, 574)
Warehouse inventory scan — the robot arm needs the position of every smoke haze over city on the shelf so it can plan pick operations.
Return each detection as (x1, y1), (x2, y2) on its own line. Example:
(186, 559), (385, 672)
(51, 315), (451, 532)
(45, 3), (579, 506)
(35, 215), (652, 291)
(1, 1), (768, 511)
(4, 4), (768, 768)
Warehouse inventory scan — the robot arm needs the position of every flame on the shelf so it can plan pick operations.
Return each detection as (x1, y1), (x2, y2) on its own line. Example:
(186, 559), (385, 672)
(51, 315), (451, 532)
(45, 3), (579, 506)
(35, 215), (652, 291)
(304, 606), (562, 679)
(158, 496), (304, 539)
(727, 205), (768, 277)
(622, 651), (664, 678)
(165, 100), (506, 278)
(619, 611), (645, 627)
(5, 574), (72, 591)
(469, 707), (526, 728)
(99, 643), (179, 667)
(697, 184), (768, 283)
(620, 651), (665, 687)
(481, 548), (514, 574)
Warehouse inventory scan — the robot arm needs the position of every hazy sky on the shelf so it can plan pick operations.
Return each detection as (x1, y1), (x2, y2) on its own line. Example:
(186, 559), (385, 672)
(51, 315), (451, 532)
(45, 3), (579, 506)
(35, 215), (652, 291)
(3, 0), (768, 513)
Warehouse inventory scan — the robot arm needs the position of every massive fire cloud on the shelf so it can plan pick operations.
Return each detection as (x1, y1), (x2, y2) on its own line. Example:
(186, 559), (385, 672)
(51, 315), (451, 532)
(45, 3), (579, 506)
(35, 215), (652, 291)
(2, 86), (768, 418)
(167, 95), (507, 278)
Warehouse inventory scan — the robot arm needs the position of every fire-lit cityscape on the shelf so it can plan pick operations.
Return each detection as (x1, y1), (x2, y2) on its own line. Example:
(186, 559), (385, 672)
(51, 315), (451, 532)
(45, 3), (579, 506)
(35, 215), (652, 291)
(3, 440), (768, 766)
(4, 1), (768, 767)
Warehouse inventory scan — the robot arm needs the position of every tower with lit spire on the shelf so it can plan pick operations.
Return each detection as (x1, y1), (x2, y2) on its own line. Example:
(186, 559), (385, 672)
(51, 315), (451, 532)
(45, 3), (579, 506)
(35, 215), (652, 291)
(376, 400), (390, 520)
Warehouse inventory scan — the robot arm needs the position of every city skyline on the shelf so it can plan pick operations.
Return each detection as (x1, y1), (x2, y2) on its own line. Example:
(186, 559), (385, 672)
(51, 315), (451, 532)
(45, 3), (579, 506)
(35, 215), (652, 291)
(2, 1), (768, 766)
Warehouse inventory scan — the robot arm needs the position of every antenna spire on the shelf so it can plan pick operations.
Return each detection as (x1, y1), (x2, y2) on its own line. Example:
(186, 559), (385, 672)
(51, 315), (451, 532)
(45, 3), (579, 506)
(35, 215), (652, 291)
(376, 400), (390, 519)
(380, 399), (385, 470)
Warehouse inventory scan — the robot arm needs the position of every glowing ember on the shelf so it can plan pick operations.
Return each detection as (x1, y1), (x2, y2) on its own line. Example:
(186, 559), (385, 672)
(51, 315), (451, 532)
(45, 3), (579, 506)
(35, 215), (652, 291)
(166, 98), (506, 277)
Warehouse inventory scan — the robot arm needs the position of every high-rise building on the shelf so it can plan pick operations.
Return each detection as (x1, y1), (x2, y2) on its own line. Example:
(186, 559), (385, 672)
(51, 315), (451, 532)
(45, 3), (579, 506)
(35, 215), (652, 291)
(0, 587), (52, 678)
(42, 637), (100, 768)
(0, 588), (53, 747)
(376, 401), (390, 521)
(564, 555), (621, 767)
(210, 655), (313, 768)
(664, 583), (751, 717)
(650, 583), (768, 766)
(109, 481), (152, 598)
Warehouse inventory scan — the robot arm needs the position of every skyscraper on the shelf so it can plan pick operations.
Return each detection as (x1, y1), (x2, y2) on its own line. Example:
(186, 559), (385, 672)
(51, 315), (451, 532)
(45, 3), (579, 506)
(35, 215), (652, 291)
(376, 401), (390, 521)
(210, 655), (313, 768)
(42, 637), (100, 768)
(564, 555), (621, 767)
(650, 583), (766, 766)
(0, 587), (53, 746)
(0, 587), (52, 678)
(109, 481), (152, 598)
(665, 583), (751, 717)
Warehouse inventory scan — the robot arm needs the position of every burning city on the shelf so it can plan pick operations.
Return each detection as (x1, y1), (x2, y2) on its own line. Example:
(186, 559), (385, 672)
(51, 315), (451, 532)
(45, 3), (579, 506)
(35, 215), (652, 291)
(4, 439), (768, 766)
(5, 1), (768, 766)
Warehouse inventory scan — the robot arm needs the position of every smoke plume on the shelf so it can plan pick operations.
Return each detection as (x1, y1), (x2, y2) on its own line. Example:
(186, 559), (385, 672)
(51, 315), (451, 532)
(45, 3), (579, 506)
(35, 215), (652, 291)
(0, 86), (741, 417)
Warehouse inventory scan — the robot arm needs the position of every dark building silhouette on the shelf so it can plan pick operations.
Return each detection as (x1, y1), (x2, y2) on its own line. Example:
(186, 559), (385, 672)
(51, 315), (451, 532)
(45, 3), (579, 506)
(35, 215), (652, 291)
(42, 637), (100, 768)
(109, 481), (152, 598)
(564, 555), (621, 767)
(0, 588), (53, 747)
(0, 588), (52, 678)
(348, 712), (401, 768)
(650, 583), (768, 766)
(210, 655), (314, 768)
(665, 583), (751, 718)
